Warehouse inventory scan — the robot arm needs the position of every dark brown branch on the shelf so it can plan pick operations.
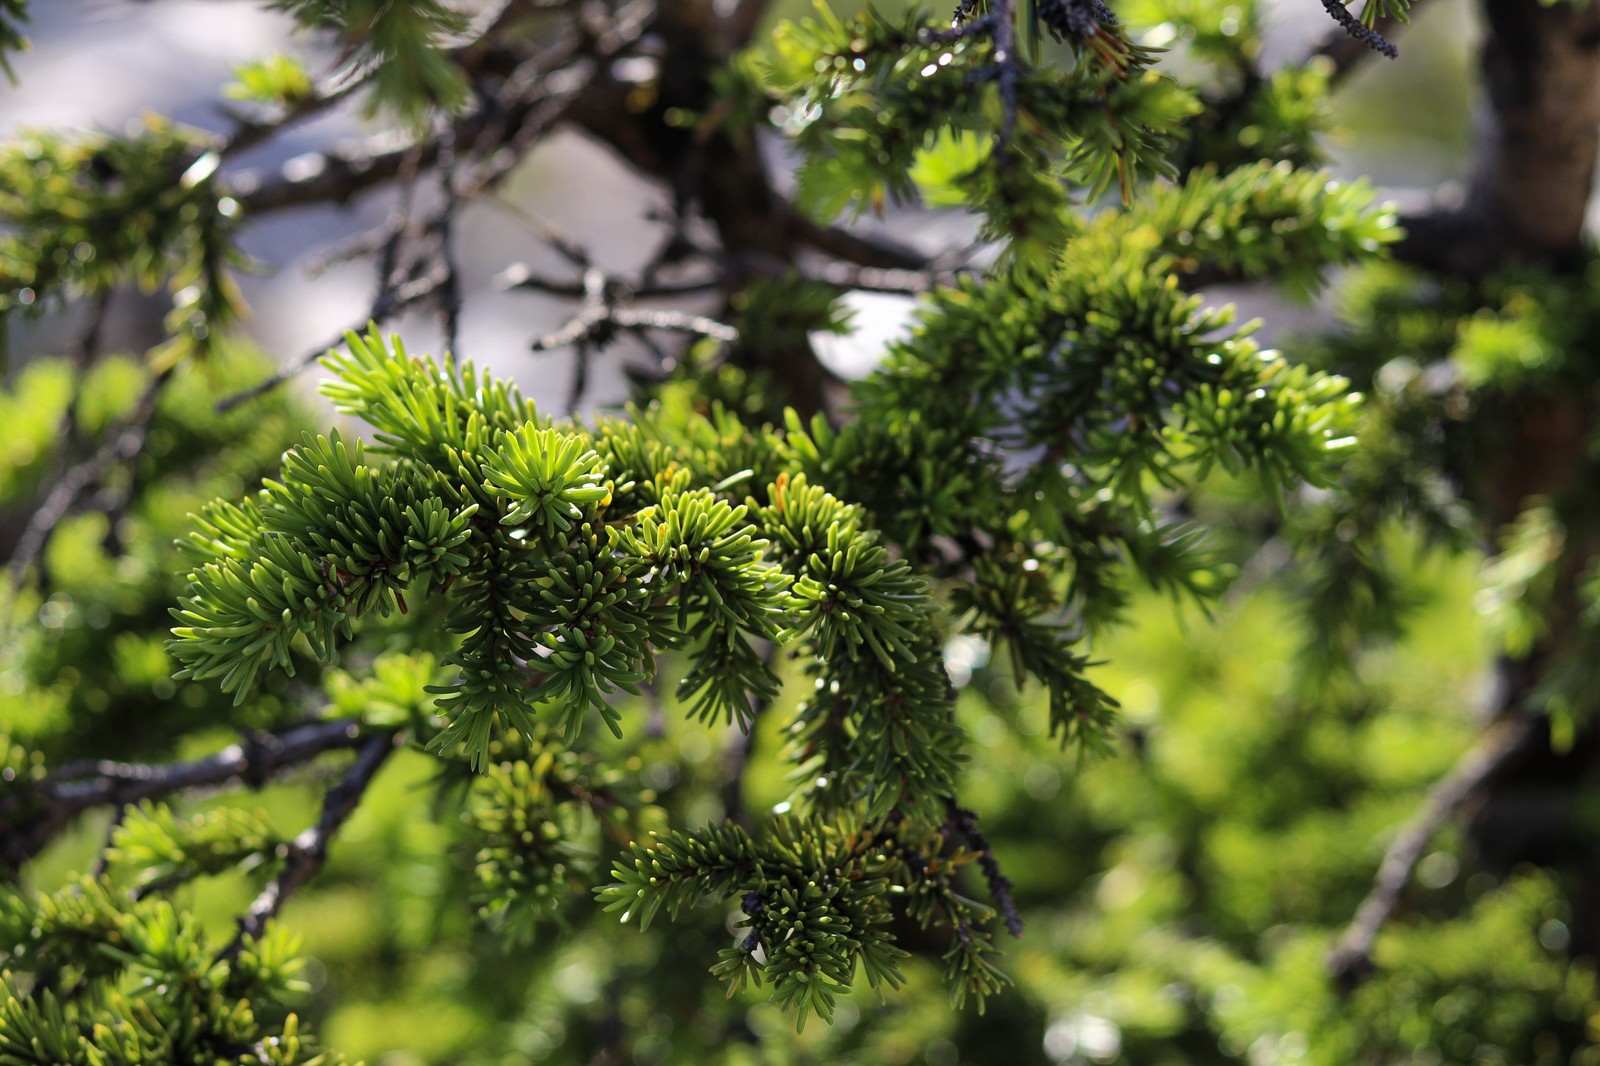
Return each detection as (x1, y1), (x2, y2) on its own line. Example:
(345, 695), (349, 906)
(221, 730), (399, 958)
(1326, 713), (1535, 986)
(1314, 0), (1398, 63)
(1467, 0), (1600, 268)
(230, 131), (438, 215)
(1396, 0), (1600, 278)
(783, 207), (932, 271)
(216, 75), (365, 159)
(1, 719), (375, 870)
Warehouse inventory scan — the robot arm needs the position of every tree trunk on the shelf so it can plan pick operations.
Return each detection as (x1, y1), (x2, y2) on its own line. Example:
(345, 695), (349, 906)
(1398, 1), (1600, 275)
(1451, 0), (1600, 956)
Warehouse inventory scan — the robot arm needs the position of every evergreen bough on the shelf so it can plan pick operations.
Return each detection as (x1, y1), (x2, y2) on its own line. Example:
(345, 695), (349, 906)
(18, 0), (1592, 1060)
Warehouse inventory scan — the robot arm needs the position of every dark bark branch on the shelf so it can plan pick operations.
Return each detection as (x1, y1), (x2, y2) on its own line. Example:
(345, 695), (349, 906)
(216, 76), (365, 160)
(1313, 0), (1398, 63)
(783, 207), (932, 271)
(221, 730), (399, 958)
(1, 719), (375, 869)
(1382, 1), (1600, 277)
(230, 130), (439, 215)
(1326, 713), (1535, 986)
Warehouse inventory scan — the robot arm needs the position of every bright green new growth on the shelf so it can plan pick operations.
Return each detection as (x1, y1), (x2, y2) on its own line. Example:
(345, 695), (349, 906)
(154, 61), (1389, 1011)
(0, 876), (341, 1064)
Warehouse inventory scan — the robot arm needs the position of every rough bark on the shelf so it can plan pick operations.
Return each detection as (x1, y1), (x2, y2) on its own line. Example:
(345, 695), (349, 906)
(1458, 0), (1600, 960)
(1335, 0), (1600, 982)
(1470, 0), (1600, 265)
(1397, 0), (1600, 274)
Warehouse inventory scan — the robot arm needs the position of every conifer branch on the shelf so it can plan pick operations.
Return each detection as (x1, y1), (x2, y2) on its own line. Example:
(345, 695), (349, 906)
(944, 800), (1023, 938)
(1306, 0), (1422, 85)
(1327, 713), (1535, 986)
(1315, 0), (1399, 61)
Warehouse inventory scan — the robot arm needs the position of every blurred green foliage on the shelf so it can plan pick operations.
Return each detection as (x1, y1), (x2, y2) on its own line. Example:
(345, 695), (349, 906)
(3, 0), (1598, 1062)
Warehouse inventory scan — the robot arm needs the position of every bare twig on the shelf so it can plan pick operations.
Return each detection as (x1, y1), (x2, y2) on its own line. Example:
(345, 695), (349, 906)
(1327, 713), (1536, 986)
(482, 196), (593, 269)
(530, 296), (736, 354)
(519, 261), (736, 410)
(807, 260), (959, 294)
(214, 266), (449, 413)
(1, 719), (376, 870)
(216, 74), (366, 159)
(500, 262), (723, 299)
(220, 730), (398, 958)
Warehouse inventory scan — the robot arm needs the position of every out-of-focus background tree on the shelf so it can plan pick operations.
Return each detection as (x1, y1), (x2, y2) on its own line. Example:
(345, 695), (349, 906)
(4, 0), (1600, 1064)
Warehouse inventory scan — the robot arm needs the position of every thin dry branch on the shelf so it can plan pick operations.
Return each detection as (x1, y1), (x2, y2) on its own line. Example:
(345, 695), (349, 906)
(214, 265), (449, 413)
(221, 730), (399, 958)
(1326, 712), (1536, 986)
